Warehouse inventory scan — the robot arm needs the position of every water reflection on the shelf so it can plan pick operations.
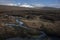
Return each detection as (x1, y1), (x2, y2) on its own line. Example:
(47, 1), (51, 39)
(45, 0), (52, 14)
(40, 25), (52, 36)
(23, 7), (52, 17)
(16, 18), (25, 27)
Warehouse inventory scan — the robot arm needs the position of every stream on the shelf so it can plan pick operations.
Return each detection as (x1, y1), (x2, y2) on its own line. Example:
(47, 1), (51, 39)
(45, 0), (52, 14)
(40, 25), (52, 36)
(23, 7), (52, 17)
(5, 17), (60, 40)
(6, 31), (48, 40)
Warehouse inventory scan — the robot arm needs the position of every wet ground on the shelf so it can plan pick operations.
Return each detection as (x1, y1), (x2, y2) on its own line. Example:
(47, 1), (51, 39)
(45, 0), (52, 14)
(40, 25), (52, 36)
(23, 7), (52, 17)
(5, 18), (60, 40)
(0, 17), (59, 40)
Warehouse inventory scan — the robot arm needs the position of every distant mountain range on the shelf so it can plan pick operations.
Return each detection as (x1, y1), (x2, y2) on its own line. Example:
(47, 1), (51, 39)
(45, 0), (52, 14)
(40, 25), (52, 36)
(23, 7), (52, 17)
(0, 5), (60, 12)
(0, 5), (60, 16)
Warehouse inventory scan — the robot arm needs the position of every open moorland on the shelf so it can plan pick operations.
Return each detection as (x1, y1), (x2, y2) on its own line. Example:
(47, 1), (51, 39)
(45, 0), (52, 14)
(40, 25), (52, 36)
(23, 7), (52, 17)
(0, 5), (60, 40)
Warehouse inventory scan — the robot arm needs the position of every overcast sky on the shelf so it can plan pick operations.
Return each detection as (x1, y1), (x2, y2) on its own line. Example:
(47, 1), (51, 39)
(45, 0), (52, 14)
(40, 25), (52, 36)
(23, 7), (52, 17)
(0, 0), (60, 8)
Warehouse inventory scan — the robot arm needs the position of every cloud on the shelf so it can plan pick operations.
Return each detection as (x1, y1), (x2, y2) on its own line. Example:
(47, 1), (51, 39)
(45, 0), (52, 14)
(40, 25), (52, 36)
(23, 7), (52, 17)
(0, 3), (60, 8)
(19, 3), (34, 8)
(0, 0), (34, 8)
(0, 0), (14, 3)
(0, 3), (17, 6)
(0, 0), (47, 8)
(0, 2), (34, 8)
(20, 4), (34, 8)
(0, 0), (60, 8)
(0, 0), (16, 6)
(4, 3), (17, 6)
(48, 4), (60, 8)
(33, 4), (45, 7)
